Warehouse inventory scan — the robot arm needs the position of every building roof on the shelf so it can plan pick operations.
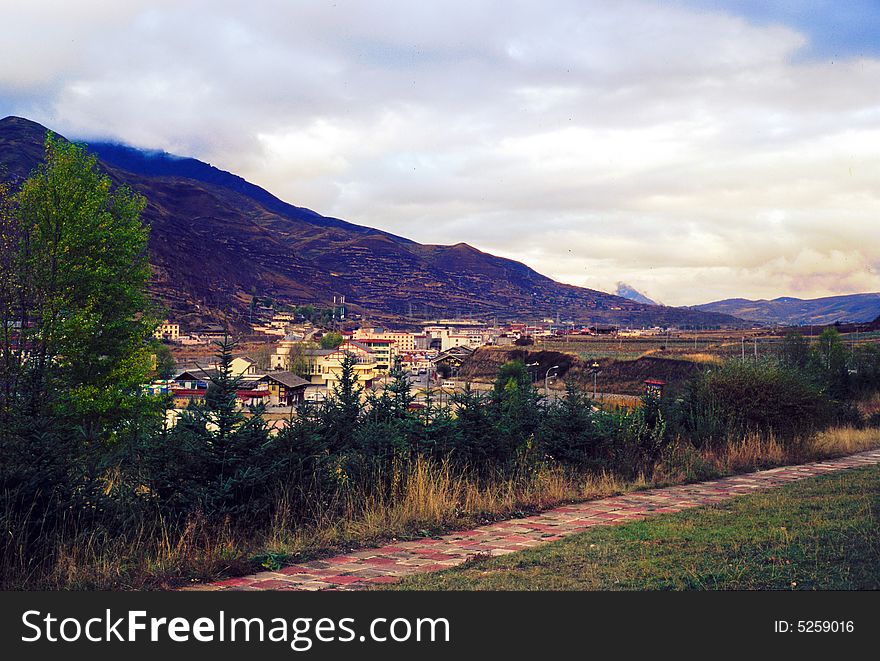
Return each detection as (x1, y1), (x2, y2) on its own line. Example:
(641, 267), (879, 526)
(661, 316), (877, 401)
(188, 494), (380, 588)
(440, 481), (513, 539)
(344, 340), (374, 352)
(303, 348), (336, 357)
(173, 365), (219, 381)
(264, 371), (310, 389)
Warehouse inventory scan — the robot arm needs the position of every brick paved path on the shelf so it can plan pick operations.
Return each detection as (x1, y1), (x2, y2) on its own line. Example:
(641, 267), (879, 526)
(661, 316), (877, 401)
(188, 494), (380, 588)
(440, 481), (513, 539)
(186, 449), (880, 591)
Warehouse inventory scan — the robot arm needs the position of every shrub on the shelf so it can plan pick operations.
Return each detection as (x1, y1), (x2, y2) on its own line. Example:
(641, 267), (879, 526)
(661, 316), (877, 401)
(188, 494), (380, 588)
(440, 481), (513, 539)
(672, 360), (831, 447)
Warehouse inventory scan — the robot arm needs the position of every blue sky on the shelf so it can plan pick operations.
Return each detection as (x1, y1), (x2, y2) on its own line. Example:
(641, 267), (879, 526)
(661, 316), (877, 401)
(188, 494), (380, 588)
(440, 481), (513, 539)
(1, 1), (879, 305)
(685, 0), (880, 60)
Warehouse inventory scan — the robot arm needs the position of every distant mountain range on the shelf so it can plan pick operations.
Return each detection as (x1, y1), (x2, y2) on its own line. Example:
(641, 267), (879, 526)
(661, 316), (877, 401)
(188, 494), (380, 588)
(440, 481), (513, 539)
(0, 116), (744, 330)
(692, 293), (880, 326)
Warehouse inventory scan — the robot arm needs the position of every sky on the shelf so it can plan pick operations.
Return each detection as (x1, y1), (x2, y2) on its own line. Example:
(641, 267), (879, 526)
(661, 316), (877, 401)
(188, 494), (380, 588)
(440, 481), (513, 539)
(2, 1), (880, 306)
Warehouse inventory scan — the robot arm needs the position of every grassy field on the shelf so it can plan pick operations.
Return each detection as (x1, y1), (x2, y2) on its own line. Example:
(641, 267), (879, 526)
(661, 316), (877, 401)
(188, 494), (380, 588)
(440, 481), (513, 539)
(384, 463), (880, 590)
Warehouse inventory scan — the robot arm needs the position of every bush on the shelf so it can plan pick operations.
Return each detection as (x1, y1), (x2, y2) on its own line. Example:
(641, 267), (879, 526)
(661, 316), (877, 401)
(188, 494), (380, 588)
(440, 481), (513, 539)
(671, 360), (831, 448)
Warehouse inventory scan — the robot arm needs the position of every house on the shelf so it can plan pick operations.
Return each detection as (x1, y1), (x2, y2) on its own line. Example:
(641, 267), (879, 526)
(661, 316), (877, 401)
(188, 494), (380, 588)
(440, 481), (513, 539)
(252, 324), (286, 336)
(431, 346), (475, 376)
(196, 324), (228, 341)
(171, 388), (206, 409)
(422, 323), (488, 351)
(153, 320), (180, 341)
(301, 341), (378, 391)
(230, 356), (259, 376)
(353, 328), (417, 353)
(235, 390), (269, 407)
(644, 378), (666, 397)
(172, 366), (218, 390)
(590, 325), (618, 336)
(172, 355), (260, 389)
(444, 333), (484, 350)
(271, 332), (309, 370)
(260, 371), (310, 406)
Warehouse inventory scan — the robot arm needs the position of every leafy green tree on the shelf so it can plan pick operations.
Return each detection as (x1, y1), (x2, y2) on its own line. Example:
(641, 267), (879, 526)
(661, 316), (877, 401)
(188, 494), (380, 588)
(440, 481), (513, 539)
(320, 331), (344, 349)
(151, 341), (176, 379)
(2, 134), (156, 440)
(0, 178), (19, 423)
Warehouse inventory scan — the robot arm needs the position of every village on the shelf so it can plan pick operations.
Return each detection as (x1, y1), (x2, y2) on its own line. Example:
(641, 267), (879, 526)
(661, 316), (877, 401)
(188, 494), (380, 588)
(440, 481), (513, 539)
(149, 307), (677, 420)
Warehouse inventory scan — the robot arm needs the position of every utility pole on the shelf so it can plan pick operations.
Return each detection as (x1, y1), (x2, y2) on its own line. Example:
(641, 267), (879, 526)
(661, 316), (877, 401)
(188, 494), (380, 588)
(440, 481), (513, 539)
(741, 336), (745, 361)
(545, 365), (559, 403)
(754, 337), (758, 361)
(526, 361), (539, 384)
(590, 361), (600, 399)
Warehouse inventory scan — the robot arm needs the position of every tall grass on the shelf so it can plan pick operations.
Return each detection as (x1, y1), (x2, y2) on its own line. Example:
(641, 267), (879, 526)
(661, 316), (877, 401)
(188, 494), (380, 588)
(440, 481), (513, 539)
(3, 426), (878, 590)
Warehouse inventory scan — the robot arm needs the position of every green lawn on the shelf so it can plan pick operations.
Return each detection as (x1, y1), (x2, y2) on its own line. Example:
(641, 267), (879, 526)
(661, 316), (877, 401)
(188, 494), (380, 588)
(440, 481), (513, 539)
(384, 465), (880, 590)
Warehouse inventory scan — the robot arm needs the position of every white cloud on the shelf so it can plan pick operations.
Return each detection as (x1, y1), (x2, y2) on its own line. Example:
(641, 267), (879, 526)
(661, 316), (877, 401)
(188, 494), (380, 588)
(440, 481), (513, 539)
(1, 0), (879, 305)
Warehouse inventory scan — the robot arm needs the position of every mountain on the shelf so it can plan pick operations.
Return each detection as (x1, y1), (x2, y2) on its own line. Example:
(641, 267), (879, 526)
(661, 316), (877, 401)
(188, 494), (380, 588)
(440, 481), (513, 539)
(0, 116), (743, 330)
(614, 282), (658, 306)
(692, 293), (880, 325)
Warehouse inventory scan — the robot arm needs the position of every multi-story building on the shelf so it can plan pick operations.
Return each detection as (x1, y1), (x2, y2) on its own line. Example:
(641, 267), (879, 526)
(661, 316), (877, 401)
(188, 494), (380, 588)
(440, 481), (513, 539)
(153, 320), (180, 341)
(270, 332), (308, 370)
(356, 337), (395, 372)
(301, 341), (378, 392)
(352, 328), (417, 352)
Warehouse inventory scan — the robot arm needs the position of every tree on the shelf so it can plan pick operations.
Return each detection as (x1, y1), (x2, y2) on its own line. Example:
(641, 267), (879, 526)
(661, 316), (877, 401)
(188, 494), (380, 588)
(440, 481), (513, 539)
(322, 352), (363, 451)
(386, 355), (415, 419)
(151, 341), (176, 379)
(284, 340), (317, 377)
(320, 331), (344, 349)
(781, 331), (809, 369)
(815, 327), (850, 400)
(1, 134), (156, 440)
(202, 336), (246, 443)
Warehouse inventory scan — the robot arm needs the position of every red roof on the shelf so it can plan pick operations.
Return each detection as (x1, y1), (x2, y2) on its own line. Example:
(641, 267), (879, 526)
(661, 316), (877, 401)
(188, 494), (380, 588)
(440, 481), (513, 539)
(644, 379), (667, 386)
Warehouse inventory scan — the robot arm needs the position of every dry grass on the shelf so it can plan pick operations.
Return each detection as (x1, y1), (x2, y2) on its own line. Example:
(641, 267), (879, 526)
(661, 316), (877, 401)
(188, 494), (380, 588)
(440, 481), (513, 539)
(657, 426), (880, 484)
(261, 458), (638, 562)
(5, 426), (879, 590)
(811, 426), (880, 456)
(679, 352), (724, 365)
(856, 392), (880, 419)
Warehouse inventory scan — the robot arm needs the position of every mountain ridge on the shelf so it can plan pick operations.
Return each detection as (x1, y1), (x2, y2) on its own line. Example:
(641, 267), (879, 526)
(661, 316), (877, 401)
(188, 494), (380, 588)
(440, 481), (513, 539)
(692, 292), (880, 325)
(0, 115), (744, 330)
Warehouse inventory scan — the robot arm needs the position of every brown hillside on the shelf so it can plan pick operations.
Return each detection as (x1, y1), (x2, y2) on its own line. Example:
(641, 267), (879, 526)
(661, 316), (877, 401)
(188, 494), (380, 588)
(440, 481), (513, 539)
(0, 116), (745, 330)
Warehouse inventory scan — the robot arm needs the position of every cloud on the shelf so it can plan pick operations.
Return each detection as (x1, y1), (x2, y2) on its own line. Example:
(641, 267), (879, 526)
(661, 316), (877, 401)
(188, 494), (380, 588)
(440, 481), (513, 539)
(1, 1), (879, 305)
